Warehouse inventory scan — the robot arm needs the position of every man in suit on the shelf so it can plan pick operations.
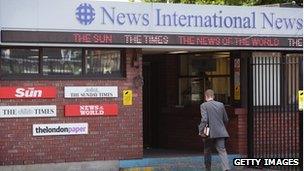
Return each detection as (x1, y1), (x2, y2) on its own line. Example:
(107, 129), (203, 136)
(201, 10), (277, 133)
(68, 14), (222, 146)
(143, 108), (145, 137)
(200, 89), (230, 171)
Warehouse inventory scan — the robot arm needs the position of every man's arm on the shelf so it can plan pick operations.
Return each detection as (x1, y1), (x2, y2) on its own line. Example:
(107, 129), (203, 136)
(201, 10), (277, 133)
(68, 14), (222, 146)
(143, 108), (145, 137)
(200, 103), (208, 123)
(222, 103), (229, 124)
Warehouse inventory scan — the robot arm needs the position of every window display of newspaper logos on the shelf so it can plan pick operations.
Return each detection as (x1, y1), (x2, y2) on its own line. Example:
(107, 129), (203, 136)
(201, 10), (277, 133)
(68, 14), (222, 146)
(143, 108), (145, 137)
(1, 86), (120, 137)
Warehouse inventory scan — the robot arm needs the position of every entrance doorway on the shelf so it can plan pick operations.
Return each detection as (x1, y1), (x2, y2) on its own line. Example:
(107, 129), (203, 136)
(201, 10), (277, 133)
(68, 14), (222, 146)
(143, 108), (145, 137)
(142, 51), (235, 156)
(143, 61), (160, 149)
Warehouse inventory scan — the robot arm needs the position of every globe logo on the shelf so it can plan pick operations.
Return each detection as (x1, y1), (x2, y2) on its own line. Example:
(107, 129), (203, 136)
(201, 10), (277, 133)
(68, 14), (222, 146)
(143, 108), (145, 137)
(75, 3), (95, 25)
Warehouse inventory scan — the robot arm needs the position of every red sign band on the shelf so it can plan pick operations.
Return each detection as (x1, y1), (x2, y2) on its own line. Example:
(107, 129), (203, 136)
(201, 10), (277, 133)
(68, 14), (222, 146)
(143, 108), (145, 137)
(1, 30), (302, 49)
(0, 87), (57, 99)
(65, 104), (118, 116)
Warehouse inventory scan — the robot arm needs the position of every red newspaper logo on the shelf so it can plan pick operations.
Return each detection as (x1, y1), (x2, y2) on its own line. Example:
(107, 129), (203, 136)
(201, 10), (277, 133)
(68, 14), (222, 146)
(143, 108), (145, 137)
(0, 87), (57, 99)
(65, 104), (118, 116)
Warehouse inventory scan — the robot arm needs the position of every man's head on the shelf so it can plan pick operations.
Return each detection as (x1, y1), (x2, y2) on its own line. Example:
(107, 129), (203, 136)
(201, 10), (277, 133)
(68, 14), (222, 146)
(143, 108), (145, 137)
(204, 89), (214, 101)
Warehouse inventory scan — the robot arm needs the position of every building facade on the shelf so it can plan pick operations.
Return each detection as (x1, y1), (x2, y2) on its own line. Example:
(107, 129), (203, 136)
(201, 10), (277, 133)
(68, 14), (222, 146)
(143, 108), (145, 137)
(0, 0), (302, 169)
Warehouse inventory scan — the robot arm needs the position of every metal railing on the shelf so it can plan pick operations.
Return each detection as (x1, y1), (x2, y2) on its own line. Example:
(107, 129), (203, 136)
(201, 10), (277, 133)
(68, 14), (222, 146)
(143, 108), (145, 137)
(248, 52), (303, 170)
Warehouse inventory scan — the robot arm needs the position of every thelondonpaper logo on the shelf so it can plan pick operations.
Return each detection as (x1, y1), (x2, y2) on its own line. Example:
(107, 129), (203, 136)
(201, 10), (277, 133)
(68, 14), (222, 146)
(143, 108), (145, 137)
(65, 104), (118, 116)
(33, 123), (88, 136)
(0, 87), (57, 99)
(76, 3), (95, 25)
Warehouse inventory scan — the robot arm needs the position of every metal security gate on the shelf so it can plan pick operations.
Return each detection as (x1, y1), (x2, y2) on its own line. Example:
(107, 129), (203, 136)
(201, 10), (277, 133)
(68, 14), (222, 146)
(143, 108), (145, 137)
(248, 52), (303, 170)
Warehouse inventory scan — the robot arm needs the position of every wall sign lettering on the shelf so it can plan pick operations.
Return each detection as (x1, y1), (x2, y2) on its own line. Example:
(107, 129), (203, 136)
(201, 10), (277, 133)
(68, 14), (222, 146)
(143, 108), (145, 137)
(33, 123), (88, 136)
(0, 105), (56, 118)
(64, 86), (118, 98)
(65, 104), (118, 116)
(0, 87), (57, 99)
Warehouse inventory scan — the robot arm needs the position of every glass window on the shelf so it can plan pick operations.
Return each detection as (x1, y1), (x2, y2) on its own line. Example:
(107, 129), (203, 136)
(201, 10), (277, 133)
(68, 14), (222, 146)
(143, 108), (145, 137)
(0, 47), (125, 79)
(42, 48), (82, 75)
(178, 52), (231, 105)
(85, 49), (121, 77)
(0, 48), (39, 74)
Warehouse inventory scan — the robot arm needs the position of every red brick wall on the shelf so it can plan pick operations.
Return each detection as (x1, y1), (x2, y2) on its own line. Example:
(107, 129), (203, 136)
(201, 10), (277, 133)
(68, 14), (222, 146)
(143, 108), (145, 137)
(235, 108), (247, 156)
(0, 48), (143, 165)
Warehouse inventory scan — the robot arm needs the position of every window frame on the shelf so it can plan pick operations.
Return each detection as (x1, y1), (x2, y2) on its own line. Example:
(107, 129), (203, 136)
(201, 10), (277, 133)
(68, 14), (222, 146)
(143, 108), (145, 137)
(42, 47), (83, 77)
(177, 52), (231, 105)
(0, 46), (126, 80)
(0, 46), (41, 78)
(83, 47), (126, 78)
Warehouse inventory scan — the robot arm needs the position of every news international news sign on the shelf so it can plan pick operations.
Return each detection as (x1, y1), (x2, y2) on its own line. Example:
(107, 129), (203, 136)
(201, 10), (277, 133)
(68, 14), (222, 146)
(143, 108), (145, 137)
(0, 0), (302, 49)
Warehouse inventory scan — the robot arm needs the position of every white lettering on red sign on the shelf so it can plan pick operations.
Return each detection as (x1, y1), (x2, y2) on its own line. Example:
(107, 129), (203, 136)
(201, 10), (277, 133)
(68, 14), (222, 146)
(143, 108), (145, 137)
(15, 88), (42, 98)
(80, 105), (105, 115)
(65, 104), (118, 117)
(0, 86), (56, 99)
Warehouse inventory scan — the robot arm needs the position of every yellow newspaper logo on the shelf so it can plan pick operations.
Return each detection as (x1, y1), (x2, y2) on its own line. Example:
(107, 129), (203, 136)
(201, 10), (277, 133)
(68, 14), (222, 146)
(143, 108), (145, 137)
(123, 90), (133, 106)
(299, 90), (304, 111)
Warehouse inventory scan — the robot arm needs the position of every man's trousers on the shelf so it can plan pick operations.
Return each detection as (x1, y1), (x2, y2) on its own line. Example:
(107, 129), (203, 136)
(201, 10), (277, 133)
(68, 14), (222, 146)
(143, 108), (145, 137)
(203, 138), (230, 171)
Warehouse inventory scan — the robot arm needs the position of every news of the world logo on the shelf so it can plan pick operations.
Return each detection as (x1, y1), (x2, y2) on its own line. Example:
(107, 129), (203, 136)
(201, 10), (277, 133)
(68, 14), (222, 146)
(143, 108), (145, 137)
(75, 3), (95, 25)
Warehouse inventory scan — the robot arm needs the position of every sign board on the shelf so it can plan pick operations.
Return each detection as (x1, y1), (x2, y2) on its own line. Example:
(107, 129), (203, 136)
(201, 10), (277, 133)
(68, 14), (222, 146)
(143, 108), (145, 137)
(0, 86), (57, 99)
(65, 104), (118, 116)
(33, 123), (88, 136)
(234, 58), (241, 100)
(0, 105), (56, 118)
(299, 90), (303, 111)
(1, 31), (302, 49)
(0, 0), (302, 37)
(123, 90), (133, 106)
(64, 86), (118, 98)
(234, 86), (240, 100)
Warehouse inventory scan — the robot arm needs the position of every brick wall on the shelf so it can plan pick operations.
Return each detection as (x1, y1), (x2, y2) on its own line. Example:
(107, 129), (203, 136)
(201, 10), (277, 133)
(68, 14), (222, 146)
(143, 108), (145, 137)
(0, 48), (143, 165)
(235, 108), (247, 156)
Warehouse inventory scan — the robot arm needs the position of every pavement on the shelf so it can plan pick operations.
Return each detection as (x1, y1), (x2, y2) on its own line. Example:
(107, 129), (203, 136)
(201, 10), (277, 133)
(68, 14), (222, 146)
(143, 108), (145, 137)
(119, 154), (299, 171)
(120, 168), (271, 171)
(120, 166), (296, 171)
(119, 166), (283, 171)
